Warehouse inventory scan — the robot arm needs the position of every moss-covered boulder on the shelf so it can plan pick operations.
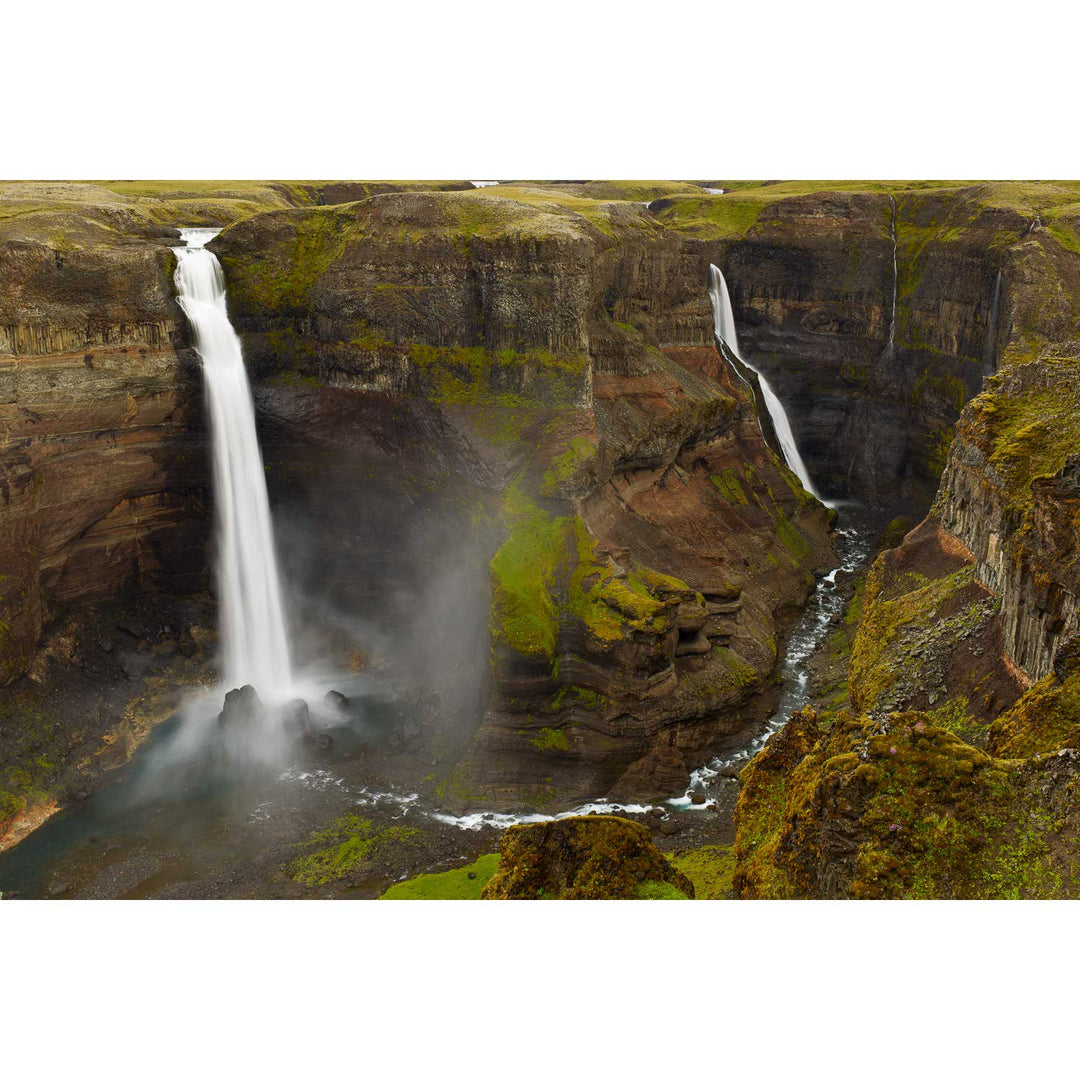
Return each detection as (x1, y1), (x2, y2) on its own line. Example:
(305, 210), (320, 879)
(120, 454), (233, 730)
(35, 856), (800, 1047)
(482, 815), (694, 899)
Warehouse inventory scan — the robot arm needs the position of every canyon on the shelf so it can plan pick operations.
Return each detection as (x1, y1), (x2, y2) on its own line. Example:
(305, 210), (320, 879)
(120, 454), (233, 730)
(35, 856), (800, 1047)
(3, 179), (1080, 898)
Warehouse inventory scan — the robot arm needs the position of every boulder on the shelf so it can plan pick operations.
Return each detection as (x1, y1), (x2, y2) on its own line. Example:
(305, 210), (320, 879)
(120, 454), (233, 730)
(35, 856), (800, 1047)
(482, 816), (693, 899)
(281, 699), (310, 736)
(218, 685), (263, 728)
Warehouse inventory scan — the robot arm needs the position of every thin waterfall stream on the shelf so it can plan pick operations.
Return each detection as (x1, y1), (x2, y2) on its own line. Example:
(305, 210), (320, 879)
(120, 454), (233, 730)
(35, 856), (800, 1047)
(708, 264), (824, 501)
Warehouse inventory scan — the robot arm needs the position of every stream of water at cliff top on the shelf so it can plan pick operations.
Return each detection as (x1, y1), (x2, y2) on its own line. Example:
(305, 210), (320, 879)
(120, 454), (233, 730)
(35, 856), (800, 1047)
(174, 228), (293, 701)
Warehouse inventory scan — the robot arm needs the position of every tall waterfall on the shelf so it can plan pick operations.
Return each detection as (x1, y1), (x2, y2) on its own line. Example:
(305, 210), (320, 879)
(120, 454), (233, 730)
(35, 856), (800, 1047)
(174, 228), (293, 700)
(708, 264), (822, 500)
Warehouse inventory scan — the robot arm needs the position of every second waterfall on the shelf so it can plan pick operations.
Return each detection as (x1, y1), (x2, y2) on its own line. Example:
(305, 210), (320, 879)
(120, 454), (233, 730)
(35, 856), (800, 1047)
(174, 228), (293, 701)
(708, 264), (823, 501)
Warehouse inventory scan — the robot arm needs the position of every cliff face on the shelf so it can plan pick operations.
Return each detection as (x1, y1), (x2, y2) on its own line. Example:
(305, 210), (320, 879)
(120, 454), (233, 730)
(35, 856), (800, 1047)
(213, 189), (835, 810)
(656, 185), (1023, 512)
(0, 197), (206, 684)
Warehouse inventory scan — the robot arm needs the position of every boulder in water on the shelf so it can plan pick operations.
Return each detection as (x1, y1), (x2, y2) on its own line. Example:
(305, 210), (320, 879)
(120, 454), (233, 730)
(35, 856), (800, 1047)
(218, 684), (263, 728)
(282, 698), (310, 736)
(323, 689), (348, 713)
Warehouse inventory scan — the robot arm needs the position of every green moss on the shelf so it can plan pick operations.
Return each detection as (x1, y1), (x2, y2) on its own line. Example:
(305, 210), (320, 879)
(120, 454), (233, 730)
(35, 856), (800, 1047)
(735, 711), (1080, 899)
(266, 369), (321, 389)
(483, 816), (695, 899)
(0, 688), (62, 834)
(221, 208), (351, 317)
(489, 489), (678, 659)
(990, 666), (1080, 758)
(530, 726), (571, 752)
(849, 558), (981, 713)
(710, 469), (750, 505)
(668, 845), (736, 899)
(378, 853), (500, 899)
(488, 487), (566, 658)
(540, 436), (596, 495)
(285, 813), (421, 887)
(634, 880), (691, 899)
(971, 378), (1080, 512)
(653, 195), (768, 239)
(408, 343), (588, 413)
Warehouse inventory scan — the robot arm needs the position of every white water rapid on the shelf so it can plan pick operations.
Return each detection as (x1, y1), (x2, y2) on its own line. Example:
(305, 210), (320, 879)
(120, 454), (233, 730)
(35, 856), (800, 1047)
(708, 264), (823, 501)
(173, 228), (293, 701)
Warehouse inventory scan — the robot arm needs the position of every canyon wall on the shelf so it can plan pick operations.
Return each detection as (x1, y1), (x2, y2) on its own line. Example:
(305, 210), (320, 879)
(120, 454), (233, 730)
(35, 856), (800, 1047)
(213, 189), (835, 809)
(655, 187), (1023, 511)
(8, 179), (1080, 826)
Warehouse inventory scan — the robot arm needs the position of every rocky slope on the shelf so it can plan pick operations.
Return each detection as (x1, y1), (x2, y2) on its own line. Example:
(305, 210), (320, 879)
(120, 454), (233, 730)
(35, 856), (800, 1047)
(731, 185), (1080, 897)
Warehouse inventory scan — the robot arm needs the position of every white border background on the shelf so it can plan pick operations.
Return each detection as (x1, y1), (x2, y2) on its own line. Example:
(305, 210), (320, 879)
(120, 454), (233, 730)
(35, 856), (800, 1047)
(5, 0), (1080, 1074)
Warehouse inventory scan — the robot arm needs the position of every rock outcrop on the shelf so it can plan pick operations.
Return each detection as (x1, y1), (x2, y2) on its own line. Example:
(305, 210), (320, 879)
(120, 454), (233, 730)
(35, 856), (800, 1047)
(733, 709), (1080, 899)
(482, 815), (694, 899)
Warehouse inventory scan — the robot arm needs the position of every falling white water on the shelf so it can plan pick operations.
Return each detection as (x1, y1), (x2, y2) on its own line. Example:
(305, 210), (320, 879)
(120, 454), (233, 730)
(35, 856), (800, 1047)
(708, 264), (823, 500)
(173, 228), (293, 701)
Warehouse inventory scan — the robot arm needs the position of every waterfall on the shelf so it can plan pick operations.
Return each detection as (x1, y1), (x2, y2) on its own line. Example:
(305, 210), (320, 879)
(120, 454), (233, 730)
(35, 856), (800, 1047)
(173, 228), (293, 701)
(885, 195), (899, 358)
(984, 269), (1003, 370)
(708, 264), (822, 500)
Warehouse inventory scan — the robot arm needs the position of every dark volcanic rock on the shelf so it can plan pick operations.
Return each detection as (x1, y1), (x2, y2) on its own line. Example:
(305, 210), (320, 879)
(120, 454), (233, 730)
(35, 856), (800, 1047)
(218, 685), (263, 727)
(282, 698), (310, 735)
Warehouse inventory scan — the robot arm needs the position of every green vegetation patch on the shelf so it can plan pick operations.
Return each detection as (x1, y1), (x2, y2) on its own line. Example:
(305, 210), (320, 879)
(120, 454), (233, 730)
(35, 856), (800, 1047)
(970, 377), (1080, 512)
(220, 207), (353, 317)
(285, 813), (421, 887)
(849, 558), (982, 713)
(668, 845), (736, 899)
(0, 688), (62, 833)
(409, 344), (589, 413)
(653, 194), (768, 239)
(540, 436), (596, 495)
(489, 486), (691, 659)
(530, 726), (571, 752)
(379, 853), (500, 899)
(634, 880), (691, 899)
(990, 664), (1080, 759)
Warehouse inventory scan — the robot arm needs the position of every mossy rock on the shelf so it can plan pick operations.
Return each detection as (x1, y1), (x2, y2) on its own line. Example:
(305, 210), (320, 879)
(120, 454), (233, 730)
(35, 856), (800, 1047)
(733, 709), (1080, 899)
(482, 816), (694, 899)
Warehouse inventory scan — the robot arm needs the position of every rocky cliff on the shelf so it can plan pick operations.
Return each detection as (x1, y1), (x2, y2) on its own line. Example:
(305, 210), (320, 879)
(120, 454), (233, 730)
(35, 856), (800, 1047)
(654, 183), (1040, 511)
(730, 185), (1080, 897)
(212, 186), (836, 810)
